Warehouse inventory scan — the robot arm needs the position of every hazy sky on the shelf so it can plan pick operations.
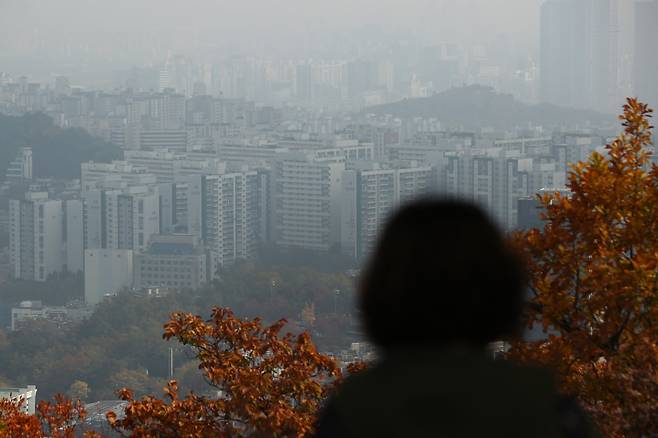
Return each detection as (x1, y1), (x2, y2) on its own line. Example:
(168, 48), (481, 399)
(0, 0), (542, 75)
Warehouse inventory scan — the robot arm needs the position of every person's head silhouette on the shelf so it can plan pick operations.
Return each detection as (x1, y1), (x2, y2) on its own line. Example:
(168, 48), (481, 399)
(314, 199), (596, 438)
(359, 198), (525, 350)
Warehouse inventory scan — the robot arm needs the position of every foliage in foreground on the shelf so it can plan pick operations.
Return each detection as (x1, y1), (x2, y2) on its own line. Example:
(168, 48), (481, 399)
(107, 307), (348, 437)
(0, 263), (355, 403)
(0, 307), (365, 437)
(0, 394), (99, 438)
(510, 98), (658, 436)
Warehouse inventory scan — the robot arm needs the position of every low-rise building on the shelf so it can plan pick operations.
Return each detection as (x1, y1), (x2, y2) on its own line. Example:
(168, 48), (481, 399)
(133, 234), (209, 290)
(4, 147), (32, 185)
(81, 161), (156, 192)
(0, 385), (38, 414)
(10, 300), (93, 331)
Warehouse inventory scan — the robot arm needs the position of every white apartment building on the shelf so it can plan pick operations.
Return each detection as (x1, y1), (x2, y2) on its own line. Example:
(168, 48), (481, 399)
(494, 137), (553, 157)
(124, 150), (228, 184)
(138, 129), (188, 152)
(341, 162), (436, 259)
(174, 158), (226, 182)
(4, 147), (32, 184)
(84, 249), (133, 305)
(273, 152), (345, 252)
(216, 143), (288, 166)
(314, 142), (378, 165)
(519, 158), (567, 194)
(183, 171), (260, 275)
(127, 92), (185, 130)
(81, 161), (156, 192)
(187, 123), (226, 150)
(440, 152), (529, 229)
(124, 150), (179, 183)
(83, 186), (159, 253)
(552, 134), (605, 173)
(9, 192), (83, 281)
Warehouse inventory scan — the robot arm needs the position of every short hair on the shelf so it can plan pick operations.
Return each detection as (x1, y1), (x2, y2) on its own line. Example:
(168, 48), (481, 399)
(358, 198), (525, 349)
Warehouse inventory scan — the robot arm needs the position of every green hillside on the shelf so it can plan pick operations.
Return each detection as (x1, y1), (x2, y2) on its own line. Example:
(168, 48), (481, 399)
(367, 85), (614, 130)
(0, 112), (120, 180)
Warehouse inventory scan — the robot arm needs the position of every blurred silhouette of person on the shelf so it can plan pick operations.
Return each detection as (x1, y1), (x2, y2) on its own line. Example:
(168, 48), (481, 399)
(314, 198), (596, 438)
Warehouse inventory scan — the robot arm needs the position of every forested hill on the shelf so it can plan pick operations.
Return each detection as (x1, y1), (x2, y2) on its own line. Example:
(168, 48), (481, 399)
(0, 112), (120, 180)
(367, 85), (614, 130)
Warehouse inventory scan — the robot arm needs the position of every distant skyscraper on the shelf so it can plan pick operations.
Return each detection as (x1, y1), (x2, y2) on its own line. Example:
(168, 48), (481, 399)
(346, 60), (374, 99)
(540, 0), (620, 112)
(294, 64), (313, 102)
(54, 76), (70, 96)
(634, 0), (658, 110)
(159, 68), (171, 92)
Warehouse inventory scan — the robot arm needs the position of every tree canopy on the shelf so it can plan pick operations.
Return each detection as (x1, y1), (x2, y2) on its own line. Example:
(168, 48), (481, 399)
(0, 263), (356, 402)
(107, 308), (354, 437)
(0, 112), (120, 181)
(367, 85), (613, 130)
(510, 98), (657, 436)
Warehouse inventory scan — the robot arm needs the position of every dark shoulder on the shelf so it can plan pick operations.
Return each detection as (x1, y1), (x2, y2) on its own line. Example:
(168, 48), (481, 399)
(320, 349), (568, 438)
(313, 398), (354, 438)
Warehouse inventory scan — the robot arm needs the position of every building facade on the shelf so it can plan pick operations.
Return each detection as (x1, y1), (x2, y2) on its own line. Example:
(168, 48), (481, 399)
(9, 193), (83, 281)
(540, 0), (620, 111)
(84, 249), (133, 305)
(273, 152), (345, 252)
(440, 152), (529, 229)
(184, 171), (260, 274)
(341, 162), (436, 259)
(82, 186), (160, 253)
(133, 234), (209, 290)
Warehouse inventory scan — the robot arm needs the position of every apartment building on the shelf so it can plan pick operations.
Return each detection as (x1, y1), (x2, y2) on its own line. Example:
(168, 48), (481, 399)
(272, 151), (345, 252)
(82, 186), (160, 253)
(81, 161), (157, 192)
(440, 152), (529, 229)
(9, 192), (83, 281)
(182, 171), (261, 275)
(341, 162), (436, 259)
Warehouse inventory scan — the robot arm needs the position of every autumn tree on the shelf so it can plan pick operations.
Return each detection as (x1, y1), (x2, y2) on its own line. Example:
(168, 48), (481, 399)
(0, 395), (99, 438)
(107, 307), (347, 437)
(510, 99), (658, 436)
(66, 380), (90, 403)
